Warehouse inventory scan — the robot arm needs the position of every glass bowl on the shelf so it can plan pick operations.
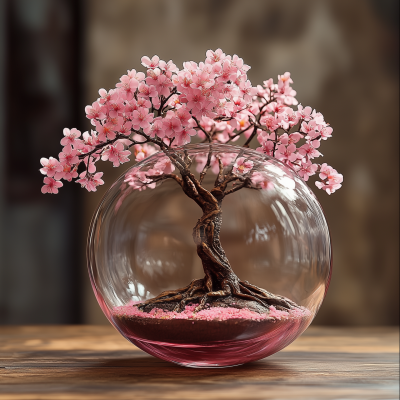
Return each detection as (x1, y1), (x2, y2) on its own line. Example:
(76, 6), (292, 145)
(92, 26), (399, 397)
(87, 143), (332, 367)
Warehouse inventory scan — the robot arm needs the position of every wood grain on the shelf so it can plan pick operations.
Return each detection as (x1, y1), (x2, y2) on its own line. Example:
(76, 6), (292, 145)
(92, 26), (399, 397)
(0, 326), (398, 399)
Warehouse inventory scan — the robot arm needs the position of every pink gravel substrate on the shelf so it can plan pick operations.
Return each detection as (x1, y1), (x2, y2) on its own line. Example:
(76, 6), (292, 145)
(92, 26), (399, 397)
(112, 301), (310, 322)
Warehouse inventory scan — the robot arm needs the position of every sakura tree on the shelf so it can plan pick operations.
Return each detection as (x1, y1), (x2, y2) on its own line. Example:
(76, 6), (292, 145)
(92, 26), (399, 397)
(40, 49), (342, 314)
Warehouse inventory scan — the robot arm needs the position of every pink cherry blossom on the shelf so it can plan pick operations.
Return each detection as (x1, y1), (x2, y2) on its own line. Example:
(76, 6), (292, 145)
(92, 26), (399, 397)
(275, 144), (298, 163)
(116, 75), (138, 100)
(297, 160), (318, 181)
(77, 172), (104, 192)
(173, 126), (197, 146)
(40, 157), (62, 177)
(152, 74), (172, 97)
(96, 122), (116, 142)
(256, 140), (274, 157)
(154, 156), (175, 174)
(320, 125), (333, 140)
(133, 143), (157, 161)
(162, 115), (182, 138)
(136, 96), (152, 109)
(61, 128), (82, 147)
(205, 48), (226, 64)
(131, 108), (154, 131)
(141, 55), (160, 69)
(138, 83), (158, 99)
(186, 89), (206, 111)
(124, 167), (155, 191)
(54, 163), (79, 182)
(59, 145), (79, 165)
(251, 171), (274, 190)
(98, 88), (118, 105)
(298, 143), (322, 159)
(296, 104), (312, 121)
(85, 101), (106, 121)
(239, 80), (257, 102)
(102, 142), (131, 167)
(233, 157), (254, 174)
(315, 163), (343, 194)
(41, 177), (63, 194)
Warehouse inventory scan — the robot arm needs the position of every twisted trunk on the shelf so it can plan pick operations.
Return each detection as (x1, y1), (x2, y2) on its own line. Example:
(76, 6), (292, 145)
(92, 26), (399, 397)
(193, 204), (240, 296)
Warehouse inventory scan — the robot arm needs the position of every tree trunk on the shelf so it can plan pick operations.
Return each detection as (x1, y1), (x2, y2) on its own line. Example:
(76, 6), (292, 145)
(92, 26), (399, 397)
(192, 204), (241, 295)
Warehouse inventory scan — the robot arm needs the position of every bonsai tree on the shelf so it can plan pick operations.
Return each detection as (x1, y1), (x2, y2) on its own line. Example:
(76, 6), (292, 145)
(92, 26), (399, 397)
(40, 49), (342, 314)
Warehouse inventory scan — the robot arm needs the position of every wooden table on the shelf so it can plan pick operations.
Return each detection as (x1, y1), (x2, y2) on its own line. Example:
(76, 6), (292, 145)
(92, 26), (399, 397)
(0, 326), (398, 400)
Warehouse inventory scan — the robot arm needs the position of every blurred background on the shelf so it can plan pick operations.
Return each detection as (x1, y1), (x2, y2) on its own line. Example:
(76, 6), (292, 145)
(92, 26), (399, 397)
(0, 0), (398, 325)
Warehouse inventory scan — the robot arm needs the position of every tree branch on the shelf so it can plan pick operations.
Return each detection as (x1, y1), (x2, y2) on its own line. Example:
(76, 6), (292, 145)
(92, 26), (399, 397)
(199, 147), (213, 184)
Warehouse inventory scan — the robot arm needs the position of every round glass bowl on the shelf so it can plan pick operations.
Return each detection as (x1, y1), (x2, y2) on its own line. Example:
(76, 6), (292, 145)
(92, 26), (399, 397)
(87, 143), (332, 367)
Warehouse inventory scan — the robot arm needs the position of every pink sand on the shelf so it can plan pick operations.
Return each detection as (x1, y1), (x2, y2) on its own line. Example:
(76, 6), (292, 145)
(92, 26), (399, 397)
(112, 301), (310, 322)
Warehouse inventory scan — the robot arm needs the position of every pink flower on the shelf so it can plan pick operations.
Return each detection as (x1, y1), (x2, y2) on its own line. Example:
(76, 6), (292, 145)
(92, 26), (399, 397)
(96, 121), (116, 142)
(175, 105), (191, 126)
(162, 115), (182, 138)
(154, 156), (175, 174)
(127, 69), (145, 81)
(77, 172), (104, 192)
(116, 75), (138, 100)
(251, 171), (274, 190)
(298, 143), (322, 159)
(133, 143), (157, 161)
(59, 145), (79, 165)
(297, 160), (318, 181)
(205, 48), (226, 64)
(173, 126), (197, 146)
(124, 167), (155, 191)
(136, 97), (152, 109)
(54, 163), (79, 182)
(102, 142), (131, 167)
(239, 80), (257, 102)
(40, 157), (62, 177)
(315, 179), (343, 195)
(152, 74), (172, 97)
(98, 88), (118, 105)
(41, 177), (63, 194)
(85, 101), (106, 121)
(148, 117), (164, 138)
(193, 101), (216, 119)
(186, 89), (205, 111)
(320, 125), (333, 140)
(275, 144), (298, 163)
(315, 163), (343, 194)
(256, 140), (274, 157)
(296, 104), (312, 121)
(61, 128), (82, 147)
(233, 157), (254, 174)
(138, 83), (158, 99)
(279, 132), (302, 145)
(141, 55), (160, 69)
(131, 108), (154, 131)
(260, 114), (279, 132)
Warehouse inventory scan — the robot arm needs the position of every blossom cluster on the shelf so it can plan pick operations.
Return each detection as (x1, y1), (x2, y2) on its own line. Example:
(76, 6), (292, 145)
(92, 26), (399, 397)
(40, 48), (342, 195)
(252, 76), (342, 194)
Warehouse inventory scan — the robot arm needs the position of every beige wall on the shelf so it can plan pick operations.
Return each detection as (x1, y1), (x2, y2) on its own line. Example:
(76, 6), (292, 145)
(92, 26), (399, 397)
(81, 0), (399, 325)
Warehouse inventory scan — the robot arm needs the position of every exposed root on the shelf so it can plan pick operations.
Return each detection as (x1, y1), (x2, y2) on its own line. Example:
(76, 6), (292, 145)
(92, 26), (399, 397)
(136, 277), (300, 314)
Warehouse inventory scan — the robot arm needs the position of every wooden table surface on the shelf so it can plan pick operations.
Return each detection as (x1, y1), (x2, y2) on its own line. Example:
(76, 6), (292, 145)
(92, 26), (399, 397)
(0, 326), (398, 400)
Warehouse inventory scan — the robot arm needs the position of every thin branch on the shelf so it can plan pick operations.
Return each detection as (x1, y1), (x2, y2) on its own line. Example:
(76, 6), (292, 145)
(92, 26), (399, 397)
(159, 88), (178, 114)
(215, 157), (225, 186)
(243, 126), (258, 148)
(146, 173), (183, 187)
(224, 181), (247, 196)
(199, 147), (213, 184)
(193, 117), (212, 142)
